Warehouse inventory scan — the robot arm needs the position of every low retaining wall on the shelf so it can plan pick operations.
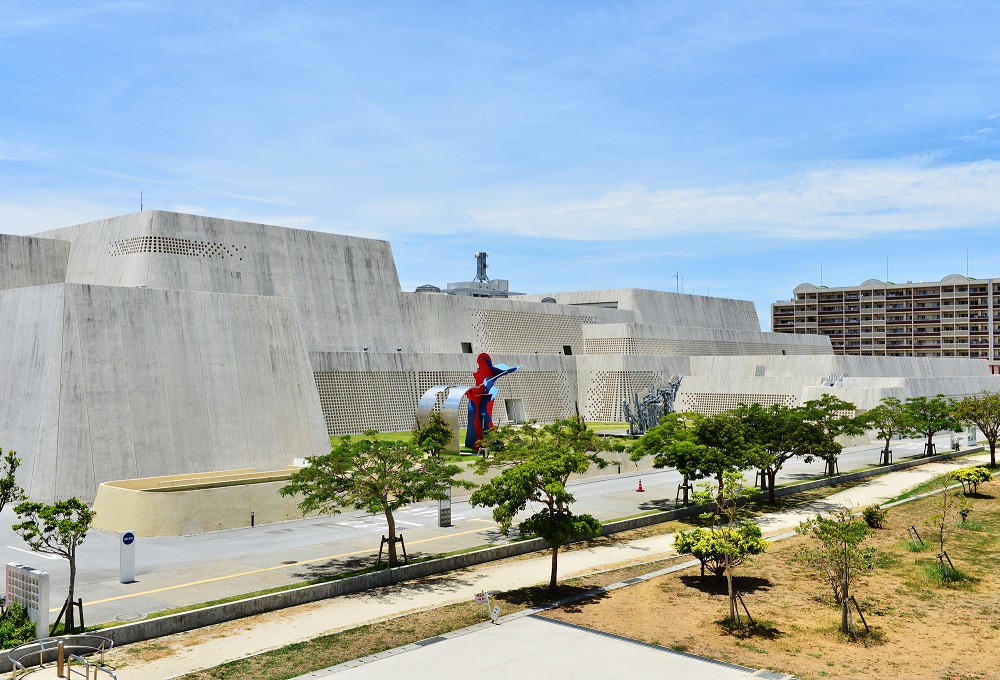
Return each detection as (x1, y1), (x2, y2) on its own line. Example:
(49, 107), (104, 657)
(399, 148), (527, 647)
(92, 468), (313, 536)
(2, 445), (983, 669)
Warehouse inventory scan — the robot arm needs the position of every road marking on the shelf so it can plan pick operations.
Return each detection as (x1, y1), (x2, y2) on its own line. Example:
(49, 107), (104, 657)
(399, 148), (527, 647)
(6, 546), (65, 561)
(75, 525), (496, 611)
(396, 521), (422, 527)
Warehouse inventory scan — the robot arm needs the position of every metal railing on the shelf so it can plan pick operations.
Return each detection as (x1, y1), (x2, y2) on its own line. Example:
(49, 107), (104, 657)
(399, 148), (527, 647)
(7, 634), (115, 678)
(67, 652), (117, 679)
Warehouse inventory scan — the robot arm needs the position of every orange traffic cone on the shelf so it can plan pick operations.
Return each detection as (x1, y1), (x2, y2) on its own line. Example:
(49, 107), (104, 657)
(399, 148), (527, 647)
(636, 479), (645, 492)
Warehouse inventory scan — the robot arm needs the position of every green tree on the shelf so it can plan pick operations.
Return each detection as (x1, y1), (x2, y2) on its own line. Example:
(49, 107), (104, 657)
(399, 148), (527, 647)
(12, 498), (95, 633)
(412, 411), (454, 457)
(864, 396), (907, 465)
(631, 411), (756, 508)
(902, 394), (962, 457)
(629, 412), (702, 505)
(795, 508), (875, 635)
(0, 449), (26, 514)
(801, 394), (865, 475)
(470, 416), (606, 591)
(953, 391), (1000, 466)
(675, 471), (767, 625)
(280, 432), (472, 567)
(731, 403), (835, 503)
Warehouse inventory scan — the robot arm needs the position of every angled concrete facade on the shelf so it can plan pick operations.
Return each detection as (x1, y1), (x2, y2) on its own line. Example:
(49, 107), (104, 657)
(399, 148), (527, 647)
(2, 210), (1000, 502)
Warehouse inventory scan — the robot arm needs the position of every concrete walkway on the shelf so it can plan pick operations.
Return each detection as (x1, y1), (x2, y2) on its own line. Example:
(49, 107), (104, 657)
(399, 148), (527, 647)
(98, 453), (987, 680)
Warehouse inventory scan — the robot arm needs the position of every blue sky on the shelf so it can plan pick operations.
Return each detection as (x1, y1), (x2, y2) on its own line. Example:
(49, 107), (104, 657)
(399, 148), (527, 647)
(3, 1), (1000, 328)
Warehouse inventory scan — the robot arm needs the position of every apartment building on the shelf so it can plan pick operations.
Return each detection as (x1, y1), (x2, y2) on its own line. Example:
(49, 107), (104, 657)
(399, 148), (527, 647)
(771, 275), (1000, 365)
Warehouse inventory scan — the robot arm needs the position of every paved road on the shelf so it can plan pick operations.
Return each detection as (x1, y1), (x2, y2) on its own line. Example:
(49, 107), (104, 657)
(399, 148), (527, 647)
(0, 433), (963, 625)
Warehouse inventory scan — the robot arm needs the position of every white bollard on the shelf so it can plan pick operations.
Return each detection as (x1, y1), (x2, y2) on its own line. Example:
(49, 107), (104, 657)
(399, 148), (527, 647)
(120, 531), (136, 584)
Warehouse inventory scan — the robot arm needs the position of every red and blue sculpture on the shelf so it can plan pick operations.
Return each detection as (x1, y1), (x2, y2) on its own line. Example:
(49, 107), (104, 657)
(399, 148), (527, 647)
(466, 352), (519, 449)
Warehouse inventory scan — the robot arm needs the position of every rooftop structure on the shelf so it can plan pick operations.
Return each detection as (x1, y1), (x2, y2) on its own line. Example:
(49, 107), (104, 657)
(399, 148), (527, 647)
(445, 251), (523, 298)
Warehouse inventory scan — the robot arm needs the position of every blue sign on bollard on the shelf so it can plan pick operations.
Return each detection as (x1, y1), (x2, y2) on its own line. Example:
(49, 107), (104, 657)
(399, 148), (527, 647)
(120, 530), (136, 583)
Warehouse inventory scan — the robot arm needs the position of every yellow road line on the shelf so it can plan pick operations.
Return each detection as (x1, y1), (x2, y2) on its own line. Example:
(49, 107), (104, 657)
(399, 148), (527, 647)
(73, 525), (494, 610)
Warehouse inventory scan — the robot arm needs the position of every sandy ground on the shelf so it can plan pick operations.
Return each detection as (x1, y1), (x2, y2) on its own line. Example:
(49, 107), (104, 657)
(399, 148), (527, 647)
(544, 487), (1000, 680)
(84, 453), (989, 680)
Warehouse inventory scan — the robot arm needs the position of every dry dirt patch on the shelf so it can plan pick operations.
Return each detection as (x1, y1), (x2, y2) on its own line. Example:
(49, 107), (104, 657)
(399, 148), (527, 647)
(544, 480), (1000, 680)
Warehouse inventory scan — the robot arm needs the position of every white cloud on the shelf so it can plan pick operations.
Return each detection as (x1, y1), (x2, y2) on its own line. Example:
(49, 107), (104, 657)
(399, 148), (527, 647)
(468, 159), (1000, 241)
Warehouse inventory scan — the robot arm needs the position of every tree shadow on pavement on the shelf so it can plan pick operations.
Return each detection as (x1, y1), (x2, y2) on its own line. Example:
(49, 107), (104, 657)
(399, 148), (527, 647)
(500, 583), (609, 613)
(637, 498), (681, 511)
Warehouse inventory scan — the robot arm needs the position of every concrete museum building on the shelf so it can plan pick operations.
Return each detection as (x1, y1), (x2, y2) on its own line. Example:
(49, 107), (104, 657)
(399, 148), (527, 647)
(1, 211), (999, 505)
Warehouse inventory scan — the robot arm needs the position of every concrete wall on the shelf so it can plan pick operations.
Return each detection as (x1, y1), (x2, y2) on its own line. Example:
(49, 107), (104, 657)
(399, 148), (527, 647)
(582, 322), (832, 356)
(522, 288), (762, 331)
(688, 354), (996, 378)
(675, 355), (1000, 413)
(0, 283), (329, 502)
(0, 234), (69, 290)
(92, 469), (311, 536)
(574, 354), (693, 422)
(34, 211), (408, 353)
(397, 290), (632, 355)
(310, 351), (578, 434)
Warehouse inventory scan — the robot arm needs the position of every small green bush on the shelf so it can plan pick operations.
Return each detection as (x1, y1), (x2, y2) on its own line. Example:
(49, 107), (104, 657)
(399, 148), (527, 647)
(0, 602), (37, 648)
(861, 504), (888, 529)
(674, 522), (768, 576)
(952, 467), (992, 495)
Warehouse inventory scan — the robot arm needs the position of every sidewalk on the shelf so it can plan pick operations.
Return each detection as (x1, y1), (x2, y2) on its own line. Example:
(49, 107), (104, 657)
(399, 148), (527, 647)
(102, 453), (988, 680)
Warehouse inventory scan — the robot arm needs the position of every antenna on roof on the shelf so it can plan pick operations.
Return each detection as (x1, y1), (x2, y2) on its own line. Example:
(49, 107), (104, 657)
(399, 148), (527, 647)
(474, 252), (490, 283)
(140, 190), (143, 211)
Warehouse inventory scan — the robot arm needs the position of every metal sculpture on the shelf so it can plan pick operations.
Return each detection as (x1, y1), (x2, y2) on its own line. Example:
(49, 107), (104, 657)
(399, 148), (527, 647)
(415, 352), (519, 453)
(466, 353), (518, 449)
(623, 374), (684, 436)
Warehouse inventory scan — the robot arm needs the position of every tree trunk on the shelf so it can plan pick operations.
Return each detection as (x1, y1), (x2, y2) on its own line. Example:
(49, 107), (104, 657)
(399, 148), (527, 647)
(725, 555), (736, 623)
(549, 545), (559, 591)
(840, 542), (850, 634)
(386, 509), (398, 568)
(66, 555), (76, 633)
(882, 440), (891, 465)
(767, 469), (777, 504)
(990, 439), (997, 467)
(926, 432), (935, 456)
